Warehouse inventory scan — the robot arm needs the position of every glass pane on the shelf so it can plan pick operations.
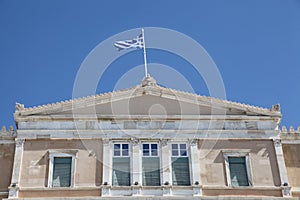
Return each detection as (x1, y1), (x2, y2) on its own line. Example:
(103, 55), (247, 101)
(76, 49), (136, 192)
(52, 157), (72, 187)
(112, 157), (130, 186)
(180, 144), (186, 150)
(114, 150), (120, 156)
(122, 144), (128, 150)
(151, 144), (157, 150)
(142, 157), (160, 186)
(143, 144), (149, 150)
(122, 149), (129, 156)
(151, 149), (158, 156)
(114, 144), (120, 150)
(143, 149), (150, 156)
(171, 157), (190, 186)
(172, 144), (178, 150)
(180, 150), (187, 156)
(228, 157), (249, 186)
(172, 150), (178, 156)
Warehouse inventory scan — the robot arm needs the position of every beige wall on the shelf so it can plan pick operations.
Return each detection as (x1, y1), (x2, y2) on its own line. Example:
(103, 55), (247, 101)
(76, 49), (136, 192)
(198, 140), (281, 188)
(19, 139), (102, 197)
(283, 144), (300, 188)
(0, 143), (15, 199)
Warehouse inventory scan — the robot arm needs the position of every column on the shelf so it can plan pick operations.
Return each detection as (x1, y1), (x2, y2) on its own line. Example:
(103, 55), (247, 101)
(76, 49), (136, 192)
(161, 139), (172, 196)
(131, 138), (142, 196)
(189, 139), (202, 196)
(273, 138), (291, 197)
(8, 138), (25, 199)
(101, 139), (112, 196)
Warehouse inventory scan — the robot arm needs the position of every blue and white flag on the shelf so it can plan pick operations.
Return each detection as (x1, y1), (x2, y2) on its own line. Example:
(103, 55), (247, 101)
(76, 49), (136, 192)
(114, 33), (144, 51)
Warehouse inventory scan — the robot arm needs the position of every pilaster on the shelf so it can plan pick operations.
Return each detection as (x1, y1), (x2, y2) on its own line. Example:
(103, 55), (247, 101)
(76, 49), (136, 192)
(189, 139), (202, 196)
(273, 138), (291, 197)
(101, 139), (112, 196)
(8, 138), (24, 199)
(131, 138), (142, 195)
(161, 139), (172, 196)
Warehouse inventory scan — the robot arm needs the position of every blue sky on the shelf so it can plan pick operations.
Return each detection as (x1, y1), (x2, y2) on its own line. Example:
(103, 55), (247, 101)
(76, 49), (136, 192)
(0, 0), (299, 128)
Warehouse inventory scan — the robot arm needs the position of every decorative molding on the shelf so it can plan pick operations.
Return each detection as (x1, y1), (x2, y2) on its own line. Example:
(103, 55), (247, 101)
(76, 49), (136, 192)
(14, 79), (281, 118)
(15, 102), (25, 111)
(15, 138), (25, 147)
(102, 139), (110, 145)
(189, 138), (198, 146)
(130, 138), (140, 146)
(160, 139), (169, 147)
(273, 138), (281, 147)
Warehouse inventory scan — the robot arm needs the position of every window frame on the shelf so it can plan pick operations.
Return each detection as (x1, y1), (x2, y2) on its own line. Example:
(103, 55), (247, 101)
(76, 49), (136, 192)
(170, 142), (191, 186)
(222, 150), (253, 187)
(171, 143), (188, 157)
(48, 150), (77, 188)
(142, 142), (159, 157)
(112, 142), (131, 186)
(113, 143), (130, 157)
(142, 142), (160, 186)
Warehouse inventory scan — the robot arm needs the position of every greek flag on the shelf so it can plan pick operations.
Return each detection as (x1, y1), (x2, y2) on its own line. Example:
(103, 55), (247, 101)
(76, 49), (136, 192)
(114, 33), (144, 51)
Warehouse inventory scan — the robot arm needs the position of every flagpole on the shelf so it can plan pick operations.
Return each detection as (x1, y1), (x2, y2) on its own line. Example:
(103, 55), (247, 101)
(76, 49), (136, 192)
(142, 28), (148, 77)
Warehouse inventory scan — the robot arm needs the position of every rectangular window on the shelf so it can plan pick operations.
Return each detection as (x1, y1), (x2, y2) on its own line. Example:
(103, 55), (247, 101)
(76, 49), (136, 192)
(223, 151), (252, 187)
(171, 144), (190, 186)
(112, 143), (130, 186)
(52, 157), (72, 187)
(142, 143), (160, 186)
(48, 150), (76, 188)
(228, 157), (249, 187)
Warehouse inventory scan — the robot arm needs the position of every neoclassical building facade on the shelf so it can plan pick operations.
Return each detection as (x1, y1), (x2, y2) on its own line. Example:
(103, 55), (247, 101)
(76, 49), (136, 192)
(1, 76), (299, 199)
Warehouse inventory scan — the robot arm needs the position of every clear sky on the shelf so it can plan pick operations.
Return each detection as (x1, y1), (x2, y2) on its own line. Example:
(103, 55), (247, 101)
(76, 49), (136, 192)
(0, 0), (299, 128)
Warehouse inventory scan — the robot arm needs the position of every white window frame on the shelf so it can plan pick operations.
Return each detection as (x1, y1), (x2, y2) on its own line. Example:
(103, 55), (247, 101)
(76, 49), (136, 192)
(113, 143), (130, 157)
(171, 143), (189, 157)
(112, 142), (131, 186)
(141, 142), (160, 186)
(222, 150), (253, 187)
(170, 142), (191, 186)
(48, 150), (77, 188)
(142, 142), (159, 157)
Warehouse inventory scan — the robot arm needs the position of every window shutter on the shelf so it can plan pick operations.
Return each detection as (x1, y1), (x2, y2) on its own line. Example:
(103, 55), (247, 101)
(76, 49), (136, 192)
(142, 157), (160, 186)
(228, 157), (249, 186)
(172, 157), (190, 186)
(52, 157), (72, 187)
(112, 157), (130, 186)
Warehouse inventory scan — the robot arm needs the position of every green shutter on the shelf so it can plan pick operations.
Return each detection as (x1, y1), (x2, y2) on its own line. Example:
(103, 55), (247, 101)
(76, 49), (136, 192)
(142, 157), (160, 186)
(228, 157), (249, 186)
(112, 157), (130, 186)
(172, 157), (190, 186)
(52, 157), (72, 187)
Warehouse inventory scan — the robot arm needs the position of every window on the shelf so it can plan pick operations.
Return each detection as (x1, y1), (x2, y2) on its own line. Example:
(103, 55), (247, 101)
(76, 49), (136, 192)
(171, 144), (190, 186)
(112, 143), (130, 186)
(223, 151), (252, 187)
(142, 143), (160, 186)
(48, 150), (76, 188)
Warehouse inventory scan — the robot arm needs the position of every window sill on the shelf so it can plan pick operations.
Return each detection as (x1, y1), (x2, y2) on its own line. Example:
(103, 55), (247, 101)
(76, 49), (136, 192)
(19, 186), (101, 191)
(202, 185), (282, 190)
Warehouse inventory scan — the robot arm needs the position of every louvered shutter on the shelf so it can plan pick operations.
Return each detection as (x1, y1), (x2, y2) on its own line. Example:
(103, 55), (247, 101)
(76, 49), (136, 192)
(52, 157), (72, 187)
(172, 157), (190, 186)
(112, 157), (130, 186)
(142, 157), (160, 186)
(228, 157), (249, 186)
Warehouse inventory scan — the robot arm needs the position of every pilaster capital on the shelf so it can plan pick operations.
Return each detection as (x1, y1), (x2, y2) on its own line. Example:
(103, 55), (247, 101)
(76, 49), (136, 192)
(130, 138), (140, 146)
(15, 138), (25, 147)
(160, 139), (169, 147)
(103, 138), (110, 145)
(273, 138), (282, 147)
(189, 138), (198, 147)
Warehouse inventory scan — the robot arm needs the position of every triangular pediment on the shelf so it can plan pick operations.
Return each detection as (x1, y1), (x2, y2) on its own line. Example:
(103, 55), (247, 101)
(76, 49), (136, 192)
(14, 77), (281, 121)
